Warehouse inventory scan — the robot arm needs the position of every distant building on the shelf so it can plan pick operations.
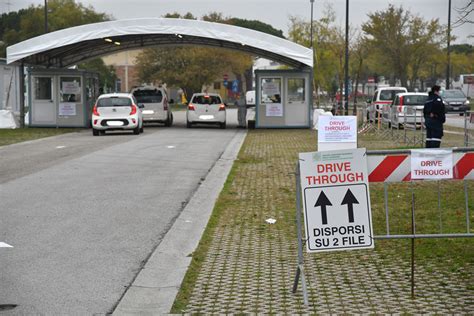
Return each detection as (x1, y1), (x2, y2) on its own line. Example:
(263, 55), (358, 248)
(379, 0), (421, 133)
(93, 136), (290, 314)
(102, 50), (142, 92)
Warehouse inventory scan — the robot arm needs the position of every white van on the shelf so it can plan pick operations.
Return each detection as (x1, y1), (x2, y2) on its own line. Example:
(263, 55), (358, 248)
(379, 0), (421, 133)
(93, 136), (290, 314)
(246, 90), (255, 106)
(131, 86), (173, 126)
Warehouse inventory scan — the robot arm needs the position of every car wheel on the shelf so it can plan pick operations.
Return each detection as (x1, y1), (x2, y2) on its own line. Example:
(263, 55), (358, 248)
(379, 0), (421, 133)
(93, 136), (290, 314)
(99, 130), (106, 135)
(140, 124), (144, 133)
(220, 121), (226, 129)
(92, 129), (99, 136)
(460, 113), (464, 116)
(186, 120), (192, 128)
(133, 125), (140, 135)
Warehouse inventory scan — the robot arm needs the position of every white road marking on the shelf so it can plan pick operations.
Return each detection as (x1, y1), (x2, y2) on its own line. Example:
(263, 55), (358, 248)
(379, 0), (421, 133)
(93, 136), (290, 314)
(0, 242), (13, 248)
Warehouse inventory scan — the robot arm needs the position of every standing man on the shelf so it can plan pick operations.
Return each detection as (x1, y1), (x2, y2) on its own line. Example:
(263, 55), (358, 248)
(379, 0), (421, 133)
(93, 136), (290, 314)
(423, 85), (446, 148)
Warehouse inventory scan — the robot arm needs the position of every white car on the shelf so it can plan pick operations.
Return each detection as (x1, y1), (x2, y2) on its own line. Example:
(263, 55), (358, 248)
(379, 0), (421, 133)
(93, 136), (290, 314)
(91, 93), (144, 136)
(131, 86), (173, 126)
(186, 93), (226, 128)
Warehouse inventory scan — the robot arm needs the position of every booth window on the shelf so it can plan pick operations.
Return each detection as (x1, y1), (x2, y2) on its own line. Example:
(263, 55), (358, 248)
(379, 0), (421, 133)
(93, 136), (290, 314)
(60, 77), (82, 102)
(288, 78), (305, 102)
(34, 77), (52, 100)
(261, 78), (281, 103)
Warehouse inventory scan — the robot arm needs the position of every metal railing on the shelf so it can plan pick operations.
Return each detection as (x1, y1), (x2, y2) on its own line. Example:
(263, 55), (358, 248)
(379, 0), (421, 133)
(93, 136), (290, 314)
(293, 148), (473, 304)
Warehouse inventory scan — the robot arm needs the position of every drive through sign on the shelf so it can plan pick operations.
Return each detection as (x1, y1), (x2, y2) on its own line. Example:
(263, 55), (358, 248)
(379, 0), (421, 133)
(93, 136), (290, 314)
(299, 148), (374, 252)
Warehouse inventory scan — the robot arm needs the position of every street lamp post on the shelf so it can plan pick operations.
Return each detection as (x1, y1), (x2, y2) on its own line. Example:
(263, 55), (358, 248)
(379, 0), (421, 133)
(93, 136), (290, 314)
(446, 0), (451, 89)
(344, 0), (349, 115)
(310, 0), (314, 49)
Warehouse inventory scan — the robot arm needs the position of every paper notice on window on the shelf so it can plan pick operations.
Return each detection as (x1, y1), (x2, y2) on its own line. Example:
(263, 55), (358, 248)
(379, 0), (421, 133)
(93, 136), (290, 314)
(262, 82), (280, 96)
(59, 102), (77, 116)
(266, 103), (283, 117)
(411, 149), (453, 179)
(62, 81), (80, 94)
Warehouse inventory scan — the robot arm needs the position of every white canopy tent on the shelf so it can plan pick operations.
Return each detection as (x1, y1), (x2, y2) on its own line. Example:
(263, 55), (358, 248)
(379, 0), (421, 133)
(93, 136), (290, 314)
(7, 18), (313, 69)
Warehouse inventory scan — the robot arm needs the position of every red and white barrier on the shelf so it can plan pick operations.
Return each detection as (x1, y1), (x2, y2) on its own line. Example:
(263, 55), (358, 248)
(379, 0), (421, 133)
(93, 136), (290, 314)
(368, 152), (474, 182)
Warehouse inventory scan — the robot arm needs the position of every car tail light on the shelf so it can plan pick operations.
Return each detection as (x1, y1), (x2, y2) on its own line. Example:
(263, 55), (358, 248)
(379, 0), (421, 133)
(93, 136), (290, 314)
(132, 118), (136, 124)
(130, 104), (137, 115)
(93, 119), (98, 125)
(164, 102), (168, 111)
(397, 106), (403, 112)
(188, 103), (195, 111)
(92, 105), (100, 116)
(219, 104), (225, 111)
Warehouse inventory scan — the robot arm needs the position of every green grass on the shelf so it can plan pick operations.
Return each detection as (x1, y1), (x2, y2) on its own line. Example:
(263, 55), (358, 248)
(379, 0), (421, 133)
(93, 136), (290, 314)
(0, 127), (82, 147)
(171, 128), (473, 313)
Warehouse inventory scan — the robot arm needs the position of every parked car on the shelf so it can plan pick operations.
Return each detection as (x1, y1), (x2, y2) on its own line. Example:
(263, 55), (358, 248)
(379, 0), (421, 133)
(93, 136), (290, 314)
(388, 92), (428, 128)
(441, 89), (470, 115)
(186, 93), (226, 128)
(131, 86), (173, 126)
(91, 93), (144, 136)
(367, 86), (408, 120)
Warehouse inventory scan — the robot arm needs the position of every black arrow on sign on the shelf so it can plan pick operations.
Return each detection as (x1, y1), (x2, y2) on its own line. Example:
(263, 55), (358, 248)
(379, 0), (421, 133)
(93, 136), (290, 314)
(315, 191), (332, 225)
(341, 189), (359, 223)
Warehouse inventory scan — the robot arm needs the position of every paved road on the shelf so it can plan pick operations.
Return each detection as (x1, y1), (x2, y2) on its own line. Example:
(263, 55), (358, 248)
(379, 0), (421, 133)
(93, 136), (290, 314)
(445, 112), (473, 129)
(0, 110), (240, 314)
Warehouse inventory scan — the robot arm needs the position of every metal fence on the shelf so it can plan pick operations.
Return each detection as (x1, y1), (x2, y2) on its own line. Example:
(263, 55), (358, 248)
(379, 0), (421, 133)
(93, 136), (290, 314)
(293, 147), (473, 304)
(464, 111), (474, 147)
(358, 106), (426, 146)
(359, 106), (474, 148)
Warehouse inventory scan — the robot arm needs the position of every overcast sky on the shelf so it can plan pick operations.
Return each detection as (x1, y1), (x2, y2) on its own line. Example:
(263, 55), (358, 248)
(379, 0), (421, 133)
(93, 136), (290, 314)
(5, 0), (473, 44)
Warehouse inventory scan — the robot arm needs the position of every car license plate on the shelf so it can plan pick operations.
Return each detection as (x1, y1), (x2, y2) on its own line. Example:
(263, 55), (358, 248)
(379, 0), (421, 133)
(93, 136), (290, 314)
(107, 121), (124, 126)
(142, 110), (154, 114)
(199, 115), (214, 120)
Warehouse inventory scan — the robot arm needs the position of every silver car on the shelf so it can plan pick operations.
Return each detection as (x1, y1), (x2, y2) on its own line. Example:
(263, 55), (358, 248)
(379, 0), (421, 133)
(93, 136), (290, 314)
(389, 92), (428, 128)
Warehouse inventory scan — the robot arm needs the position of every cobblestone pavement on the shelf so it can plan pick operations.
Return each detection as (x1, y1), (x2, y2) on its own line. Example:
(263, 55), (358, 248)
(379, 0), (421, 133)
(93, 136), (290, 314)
(180, 130), (473, 314)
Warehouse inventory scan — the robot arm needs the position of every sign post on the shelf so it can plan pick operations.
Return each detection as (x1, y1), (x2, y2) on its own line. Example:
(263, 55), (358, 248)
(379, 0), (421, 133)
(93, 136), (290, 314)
(293, 148), (374, 304)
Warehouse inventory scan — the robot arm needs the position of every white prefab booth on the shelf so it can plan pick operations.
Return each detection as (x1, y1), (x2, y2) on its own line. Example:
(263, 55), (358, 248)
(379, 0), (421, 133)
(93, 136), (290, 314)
(27, 68), (99, 127)
(255, 69), (312, 128)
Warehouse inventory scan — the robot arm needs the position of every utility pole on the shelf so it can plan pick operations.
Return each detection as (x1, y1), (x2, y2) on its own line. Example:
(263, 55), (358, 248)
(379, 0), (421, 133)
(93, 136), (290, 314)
(44, 0), (48, 33)
(446, 0), (451, 89)
(344, 0), (349, 115)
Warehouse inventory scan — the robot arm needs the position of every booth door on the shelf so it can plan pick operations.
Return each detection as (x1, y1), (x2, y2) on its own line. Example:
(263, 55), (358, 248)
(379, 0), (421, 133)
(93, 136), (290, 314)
(31, 76), (56, 125)
(284, 77), (309, 126)
(57, 76), (83, 126)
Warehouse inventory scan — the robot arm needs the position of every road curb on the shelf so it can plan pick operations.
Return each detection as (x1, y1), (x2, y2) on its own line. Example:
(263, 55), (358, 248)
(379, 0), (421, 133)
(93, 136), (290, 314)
(113, 129), (247, 315)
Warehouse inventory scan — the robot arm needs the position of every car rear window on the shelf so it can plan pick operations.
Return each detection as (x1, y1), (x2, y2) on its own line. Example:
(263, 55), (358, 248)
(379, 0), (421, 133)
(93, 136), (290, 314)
(403, 95), (428, 105)
(380, 90), (406, 101)
(442, 90), (465, 98)
(133, 89), (163, 103)
(192, 95), (222, 105)
(97, 97), (132, 107)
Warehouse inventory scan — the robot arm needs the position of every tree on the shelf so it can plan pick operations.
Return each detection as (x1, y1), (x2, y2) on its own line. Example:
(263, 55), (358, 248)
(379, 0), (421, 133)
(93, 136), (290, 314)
(288, 5), (346, 104)
(0, 0), (110, 57)
(362, 5), (444, 89)
(78, 58), (117, 92)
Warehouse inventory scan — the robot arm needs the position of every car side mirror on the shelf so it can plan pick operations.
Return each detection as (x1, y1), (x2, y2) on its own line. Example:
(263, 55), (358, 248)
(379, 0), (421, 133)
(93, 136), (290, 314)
(169, 99), (174, 104)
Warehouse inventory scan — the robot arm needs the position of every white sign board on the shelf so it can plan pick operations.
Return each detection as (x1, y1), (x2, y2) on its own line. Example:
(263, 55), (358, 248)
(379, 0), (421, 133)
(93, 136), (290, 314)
(59, 102), (77, 116)
(299, 148), (374, 252)
(262, 82), (280, 95)
(266, 103), (283, 117)
(411, 149), (453, 180)
(318, 116), (357, 151)
(62, 81), (81, 94)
